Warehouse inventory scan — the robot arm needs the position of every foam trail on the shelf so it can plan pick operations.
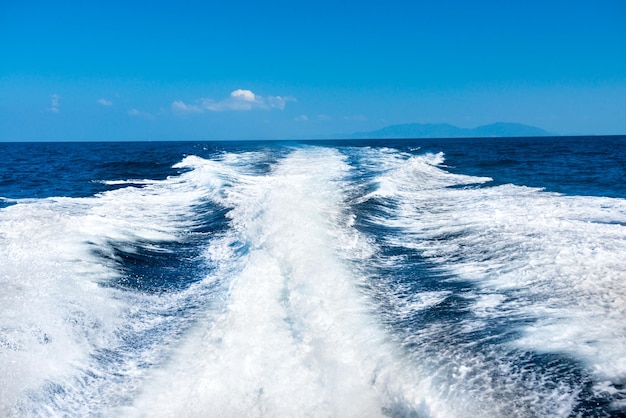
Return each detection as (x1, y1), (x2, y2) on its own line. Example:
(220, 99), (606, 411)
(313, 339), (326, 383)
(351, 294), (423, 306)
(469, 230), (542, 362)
(126, 147), (445, 417)
(0, 158), (232, 416)
(127, 147), (590, 417)
(359, 147), (626, 413)
(6, 144), (623, 416)
(0, 200), (124, 414)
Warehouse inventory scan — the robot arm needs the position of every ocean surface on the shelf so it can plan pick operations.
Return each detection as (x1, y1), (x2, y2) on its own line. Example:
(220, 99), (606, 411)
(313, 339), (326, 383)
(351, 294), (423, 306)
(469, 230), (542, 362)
(1, 136), (625, 417)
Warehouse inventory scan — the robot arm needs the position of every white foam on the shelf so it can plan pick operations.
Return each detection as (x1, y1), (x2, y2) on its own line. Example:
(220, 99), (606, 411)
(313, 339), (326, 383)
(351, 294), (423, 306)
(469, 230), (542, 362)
(126, 148), (454, 417)
(98, 179), (158, 186)
(6, 145), (620, 416)
(0, 200), (122, 414)
(370, 151), (492, 199)
(0, 156), (232, 415)
(364, 147), (626, 387)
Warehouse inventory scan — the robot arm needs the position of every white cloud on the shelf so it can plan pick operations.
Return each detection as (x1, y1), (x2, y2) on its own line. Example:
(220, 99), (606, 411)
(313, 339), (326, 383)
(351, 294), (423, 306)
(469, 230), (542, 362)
(128, 108), (155, 119)
(231, 89), (256, 102)
(265, 95), (292, 110)
(294, 114), (309, 121)
(48, 94), (60, 113)
(172, 100), (202, 113)
(97, 98), (113, 106)
(172, 89), (295, 113)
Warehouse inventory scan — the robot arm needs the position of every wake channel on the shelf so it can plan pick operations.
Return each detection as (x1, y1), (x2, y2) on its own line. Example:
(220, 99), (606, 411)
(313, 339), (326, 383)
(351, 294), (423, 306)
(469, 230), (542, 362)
(127, 147), (431, 417)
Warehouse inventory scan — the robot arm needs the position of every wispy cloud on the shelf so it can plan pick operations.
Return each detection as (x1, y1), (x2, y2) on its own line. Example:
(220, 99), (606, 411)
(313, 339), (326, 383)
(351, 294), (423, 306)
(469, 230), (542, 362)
(48, 94), (60, 113)
(97, 98), (113, 106)
(294, 114), (309, 121)
(172, 100), (202, 113)
(128, 108), (155, 119)
(172, 89), (295, 114)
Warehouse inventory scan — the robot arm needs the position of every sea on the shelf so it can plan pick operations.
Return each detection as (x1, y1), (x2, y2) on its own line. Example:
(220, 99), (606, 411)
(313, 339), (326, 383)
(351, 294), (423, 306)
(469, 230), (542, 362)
(1, 136), (625, 417)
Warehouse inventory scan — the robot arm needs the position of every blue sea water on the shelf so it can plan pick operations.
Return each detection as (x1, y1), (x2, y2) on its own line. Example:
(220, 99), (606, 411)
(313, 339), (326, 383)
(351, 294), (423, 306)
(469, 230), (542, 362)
(1, 136), (625, 417)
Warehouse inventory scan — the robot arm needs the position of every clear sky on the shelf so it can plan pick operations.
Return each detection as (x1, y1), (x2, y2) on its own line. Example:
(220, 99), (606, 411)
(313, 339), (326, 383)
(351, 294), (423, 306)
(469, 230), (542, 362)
(1, 0), (625, 140)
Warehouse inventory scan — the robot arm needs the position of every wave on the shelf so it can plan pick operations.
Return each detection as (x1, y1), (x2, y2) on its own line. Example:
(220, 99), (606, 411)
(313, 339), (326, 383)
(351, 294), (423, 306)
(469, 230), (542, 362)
(0, 155), (228, 415)
(2, 145), (625, 416)
(356, 147), (626, 414)
(125, 147), (434, 417)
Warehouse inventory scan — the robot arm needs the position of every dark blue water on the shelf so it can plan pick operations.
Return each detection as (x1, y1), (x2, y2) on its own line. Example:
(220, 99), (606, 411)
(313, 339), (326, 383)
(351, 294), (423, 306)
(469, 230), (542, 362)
(1, 136), (625, 417)
(2, 136), (625, 201)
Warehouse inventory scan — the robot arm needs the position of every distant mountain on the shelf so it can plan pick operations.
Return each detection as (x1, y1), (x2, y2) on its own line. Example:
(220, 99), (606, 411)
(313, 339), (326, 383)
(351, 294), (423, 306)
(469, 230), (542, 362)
(350, 122), (552, 139)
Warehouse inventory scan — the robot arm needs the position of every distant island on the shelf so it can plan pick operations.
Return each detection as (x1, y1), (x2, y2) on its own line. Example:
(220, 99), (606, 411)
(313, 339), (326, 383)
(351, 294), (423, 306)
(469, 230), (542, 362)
(349, 122), (552, 139)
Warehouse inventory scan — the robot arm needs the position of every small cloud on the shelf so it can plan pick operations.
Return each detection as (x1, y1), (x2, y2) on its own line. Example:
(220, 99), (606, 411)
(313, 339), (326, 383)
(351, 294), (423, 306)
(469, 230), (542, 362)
(265, 95), (293, 110)
(48, 94), (60, 113)
(206, 89), (262, 111)
(317, 114), (332, 121)
(294, 114), (309, 122)
(128, 108), (155, 119)
(97, 98), (113, 106)
(231, 89), (256, 102)
(172, 100), (203, 113)
(172, 89), (295, 114)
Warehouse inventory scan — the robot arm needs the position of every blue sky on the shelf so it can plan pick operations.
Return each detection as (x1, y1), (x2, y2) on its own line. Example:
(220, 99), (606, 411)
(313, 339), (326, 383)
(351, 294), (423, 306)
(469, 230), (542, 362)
(1, 0), (625, 140)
